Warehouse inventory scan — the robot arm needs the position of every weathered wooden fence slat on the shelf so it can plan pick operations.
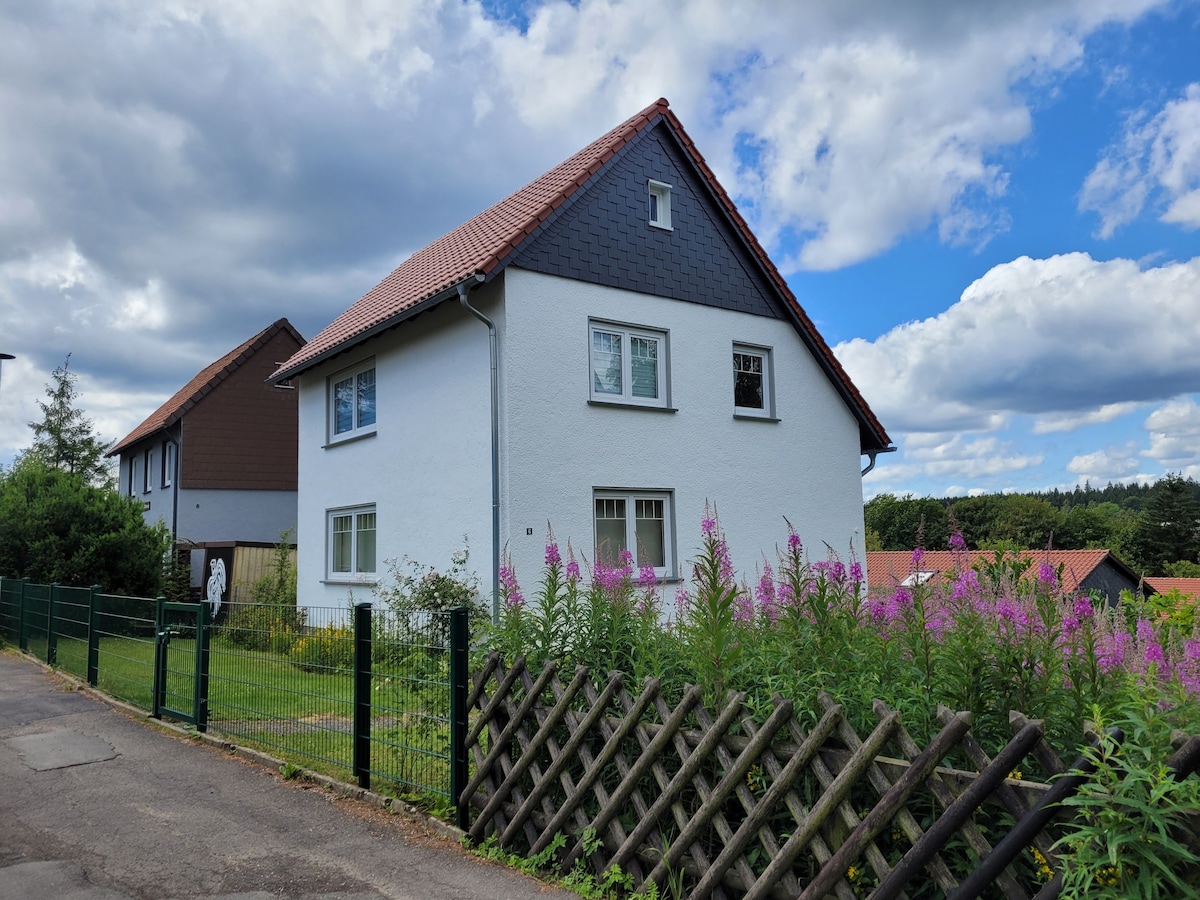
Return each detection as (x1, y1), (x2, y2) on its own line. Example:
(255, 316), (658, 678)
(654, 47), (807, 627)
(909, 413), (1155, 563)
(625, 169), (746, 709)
(463, 653), (1200, 899)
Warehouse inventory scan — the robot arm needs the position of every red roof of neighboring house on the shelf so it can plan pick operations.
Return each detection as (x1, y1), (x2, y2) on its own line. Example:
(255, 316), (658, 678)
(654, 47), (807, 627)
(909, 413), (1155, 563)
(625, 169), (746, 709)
(866, 549), (1138, 595)
(1142, 577), (1200, 599)
(271, 98), (891, 452)
(107, 318), (305, 456)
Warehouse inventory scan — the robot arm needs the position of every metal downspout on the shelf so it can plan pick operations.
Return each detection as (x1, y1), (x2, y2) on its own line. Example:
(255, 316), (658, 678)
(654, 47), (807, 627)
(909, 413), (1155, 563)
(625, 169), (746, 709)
(457, 276), (500, 623)
(861, 451), (879, 477)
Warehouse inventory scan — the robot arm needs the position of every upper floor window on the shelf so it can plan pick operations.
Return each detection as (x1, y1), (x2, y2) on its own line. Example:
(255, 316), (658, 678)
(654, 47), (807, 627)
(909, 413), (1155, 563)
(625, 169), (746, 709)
(161, 441), (175, 488)
(328, 504), (376, 580)
(648, 180), (672, 230)
(589, 321), (669, 408)
(733, 344), (775, 419)
(142, 449), (153, 493)
(329, 359), (376, 443)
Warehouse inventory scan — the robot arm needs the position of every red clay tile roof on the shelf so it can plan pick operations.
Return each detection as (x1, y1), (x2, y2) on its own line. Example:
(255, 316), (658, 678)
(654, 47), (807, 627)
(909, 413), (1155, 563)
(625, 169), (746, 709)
(272, 98), (891, 452)
(107, 318), (305, 457)
(1142, 577), (1200, 599)
(866, 549), (1137, 595)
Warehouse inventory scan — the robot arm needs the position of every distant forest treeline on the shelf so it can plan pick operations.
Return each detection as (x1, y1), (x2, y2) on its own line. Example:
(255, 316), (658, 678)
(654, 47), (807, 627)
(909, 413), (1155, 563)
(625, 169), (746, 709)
(864, 474), (1200, 577)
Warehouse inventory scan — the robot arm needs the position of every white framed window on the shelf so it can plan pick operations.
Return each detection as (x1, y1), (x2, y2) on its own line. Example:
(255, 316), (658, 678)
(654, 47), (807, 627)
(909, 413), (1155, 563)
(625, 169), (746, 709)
(128, 458), (137, 496)
(733, 344), (775, 418)
(648, 179), (672, 230)
(327, 505), (377, 580)
(593, 489), (674, 577)
(328, 359), (377, 443)
(589, 321), (669, 407)
(142, 449), (153, 493)
(161, 441), (175, 488)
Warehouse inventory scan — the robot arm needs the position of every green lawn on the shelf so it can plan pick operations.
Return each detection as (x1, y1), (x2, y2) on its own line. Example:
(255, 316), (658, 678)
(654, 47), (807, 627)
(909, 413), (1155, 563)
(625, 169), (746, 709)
(49, 633), (451, 800)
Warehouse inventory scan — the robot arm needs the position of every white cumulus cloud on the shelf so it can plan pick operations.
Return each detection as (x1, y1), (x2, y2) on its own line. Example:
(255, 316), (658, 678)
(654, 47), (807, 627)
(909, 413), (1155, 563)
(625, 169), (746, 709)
(836, 253), (1200, 433)
(1080, 82), (1200, 236)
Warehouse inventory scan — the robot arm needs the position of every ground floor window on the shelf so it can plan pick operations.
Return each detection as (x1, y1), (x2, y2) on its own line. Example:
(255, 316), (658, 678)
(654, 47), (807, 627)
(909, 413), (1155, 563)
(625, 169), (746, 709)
(593, 489), (674, 577)
(328, 504), (376, 580)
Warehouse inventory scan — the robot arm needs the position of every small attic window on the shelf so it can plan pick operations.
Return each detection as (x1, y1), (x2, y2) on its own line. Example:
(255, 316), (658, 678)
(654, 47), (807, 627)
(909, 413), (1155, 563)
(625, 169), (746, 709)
(648, 180), (672, 230)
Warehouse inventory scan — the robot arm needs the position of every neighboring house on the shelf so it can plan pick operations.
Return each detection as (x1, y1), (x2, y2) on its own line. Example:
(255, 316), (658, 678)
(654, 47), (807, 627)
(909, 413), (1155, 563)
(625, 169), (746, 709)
(1142, 577), (1200, 601)
(271, 99), (892, 612)
(866, 549), (1141, 604)
(108, 318), (305, 599)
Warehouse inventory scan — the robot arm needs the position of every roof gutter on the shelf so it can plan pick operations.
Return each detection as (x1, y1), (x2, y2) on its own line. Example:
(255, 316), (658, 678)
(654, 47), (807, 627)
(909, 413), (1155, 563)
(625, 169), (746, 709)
(268, 274), (487, 385)
(456, 275), (500, 624)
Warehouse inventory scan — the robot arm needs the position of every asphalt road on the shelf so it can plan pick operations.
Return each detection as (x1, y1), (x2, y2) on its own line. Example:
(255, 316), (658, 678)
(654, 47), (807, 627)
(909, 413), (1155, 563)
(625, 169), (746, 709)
(0, 650), (577, 900)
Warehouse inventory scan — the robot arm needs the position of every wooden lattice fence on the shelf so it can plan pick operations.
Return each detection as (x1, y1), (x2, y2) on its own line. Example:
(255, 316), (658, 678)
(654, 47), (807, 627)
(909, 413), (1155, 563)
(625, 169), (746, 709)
(462, 653), (1200, 900)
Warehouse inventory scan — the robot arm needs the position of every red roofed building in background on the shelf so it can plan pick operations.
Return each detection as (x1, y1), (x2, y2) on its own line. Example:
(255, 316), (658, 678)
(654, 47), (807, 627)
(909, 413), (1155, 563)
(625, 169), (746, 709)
(273, 100), (892, 614)
(109, 318), (305, 605)
(866, 549), (1141, 605)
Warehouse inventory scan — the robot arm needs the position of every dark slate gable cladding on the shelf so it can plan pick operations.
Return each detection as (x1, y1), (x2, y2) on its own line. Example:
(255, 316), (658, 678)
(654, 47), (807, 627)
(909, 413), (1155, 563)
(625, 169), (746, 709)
(510, 123), (781, 319)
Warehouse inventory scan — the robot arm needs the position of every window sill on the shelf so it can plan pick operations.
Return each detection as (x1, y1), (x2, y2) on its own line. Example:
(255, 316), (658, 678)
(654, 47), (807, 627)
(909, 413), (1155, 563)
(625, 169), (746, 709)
(321, 578), (378, 586)
(323, 428), (377, 449)
(588, 400), (677, 413)
(733, 412), (781, 423)
(649, 221), (673, 231)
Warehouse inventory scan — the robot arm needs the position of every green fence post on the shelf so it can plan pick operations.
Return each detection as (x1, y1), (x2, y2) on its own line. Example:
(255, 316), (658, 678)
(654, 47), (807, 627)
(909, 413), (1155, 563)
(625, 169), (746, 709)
(47, 583), (60, 665)
(352, 601), (372, 790)
(152, 596), (166, 719)
(19, 577), (29, 653)
(195, 600), (211, 733)
(86, 585), (101, 686)
(449, 605), (470, 831)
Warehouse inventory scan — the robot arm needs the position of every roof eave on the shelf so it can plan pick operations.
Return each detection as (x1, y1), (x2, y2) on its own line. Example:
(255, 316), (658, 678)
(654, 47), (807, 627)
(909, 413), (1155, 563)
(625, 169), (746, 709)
(268, 273), (486, 384)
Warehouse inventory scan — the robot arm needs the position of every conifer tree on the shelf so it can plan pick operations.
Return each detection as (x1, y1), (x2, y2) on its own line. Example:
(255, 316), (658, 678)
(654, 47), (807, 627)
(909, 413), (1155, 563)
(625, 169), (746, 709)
(26, 355), (112, 486)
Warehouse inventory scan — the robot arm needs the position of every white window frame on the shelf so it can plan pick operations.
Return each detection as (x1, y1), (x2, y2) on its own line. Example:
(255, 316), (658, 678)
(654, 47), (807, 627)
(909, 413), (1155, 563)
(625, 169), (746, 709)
(588, 320), (670, 408)
(161, 441), (175, 488)
(648, 179), (672, 230)
(326, 504), (377, 582)
(733, 343), (776, 419)
(593, 488), (675, 578)
(327, 359), (377, 444)
(142, 449), (153, 494)
(128, 457), (137, 496)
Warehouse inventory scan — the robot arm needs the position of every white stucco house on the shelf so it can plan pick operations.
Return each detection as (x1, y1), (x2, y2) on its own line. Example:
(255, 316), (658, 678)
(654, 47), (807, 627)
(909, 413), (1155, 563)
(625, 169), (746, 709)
(271, 99), (892, 613)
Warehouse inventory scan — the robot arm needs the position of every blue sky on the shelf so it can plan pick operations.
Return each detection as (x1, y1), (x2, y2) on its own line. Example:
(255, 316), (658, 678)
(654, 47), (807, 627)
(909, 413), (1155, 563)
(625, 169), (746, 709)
(0, 0), (1198, 500)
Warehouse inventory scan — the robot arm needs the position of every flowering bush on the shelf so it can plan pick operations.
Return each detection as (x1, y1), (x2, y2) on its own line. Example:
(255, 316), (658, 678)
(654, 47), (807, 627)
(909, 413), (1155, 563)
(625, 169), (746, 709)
(487, 509), (1200, 762)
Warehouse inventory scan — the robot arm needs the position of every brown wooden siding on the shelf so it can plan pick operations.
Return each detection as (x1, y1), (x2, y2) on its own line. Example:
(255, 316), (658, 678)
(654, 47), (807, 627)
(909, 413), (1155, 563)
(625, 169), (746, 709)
(180, 328), (302, 490)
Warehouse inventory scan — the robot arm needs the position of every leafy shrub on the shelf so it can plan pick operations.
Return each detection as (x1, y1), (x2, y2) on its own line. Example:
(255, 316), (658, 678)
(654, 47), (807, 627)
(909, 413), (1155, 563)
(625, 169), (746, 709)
(220, 534), (303, 654)
(1055, 693), (1200, 899)
(288, 623), (354, 672)
(372, 542), (486, 653)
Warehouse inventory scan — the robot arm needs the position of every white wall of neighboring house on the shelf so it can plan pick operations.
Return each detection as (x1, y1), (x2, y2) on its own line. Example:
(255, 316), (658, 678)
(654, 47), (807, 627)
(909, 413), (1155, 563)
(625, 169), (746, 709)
(295, 293), (497, 614)
(175, 489), (298, 544)
(498, 268), (867, 596)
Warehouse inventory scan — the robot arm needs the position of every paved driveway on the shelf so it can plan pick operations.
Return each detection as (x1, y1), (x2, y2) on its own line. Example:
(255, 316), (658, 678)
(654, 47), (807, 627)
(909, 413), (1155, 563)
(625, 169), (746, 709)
(0, 650), (577, 900)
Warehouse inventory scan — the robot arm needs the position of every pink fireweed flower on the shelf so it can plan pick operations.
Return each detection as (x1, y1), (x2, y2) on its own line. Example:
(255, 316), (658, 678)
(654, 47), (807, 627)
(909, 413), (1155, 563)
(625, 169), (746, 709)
(849, 562), (863, 586)
(1097, 631), (1131, 674)
(787, 529), (802, 554)
(829, 561), (847, 585)
(716, 539), (735, 584)
(674, 586), (690, 618)
(1073, 596), (1094, 619)
(1037, 563), (1057, 591)
(617, 549), (634, 576)
(701, 503), (718, 538)
(638, 564), (658, 591)
(884, 587), (913, 623)
(499, 563), (524, 609)
(545, 541), (561, 567)
(950, 569), (980, 603)
(734, 589), (755, 624)
(911, 546), (925, 572)
(756, 562), (778, 622)
(949, 531), (967, 552)
(565, 540), (581, 584)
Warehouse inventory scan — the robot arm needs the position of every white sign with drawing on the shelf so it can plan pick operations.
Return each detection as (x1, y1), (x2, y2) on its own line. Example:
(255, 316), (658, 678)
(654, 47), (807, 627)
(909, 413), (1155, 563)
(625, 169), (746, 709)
(206, 557), (226, 618)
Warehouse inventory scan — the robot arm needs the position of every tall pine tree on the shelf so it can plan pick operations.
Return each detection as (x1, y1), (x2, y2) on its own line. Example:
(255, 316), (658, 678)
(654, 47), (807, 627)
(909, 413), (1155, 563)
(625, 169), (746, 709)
(1128, 473), (1200, 574)
(25, 356), (112, 486)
